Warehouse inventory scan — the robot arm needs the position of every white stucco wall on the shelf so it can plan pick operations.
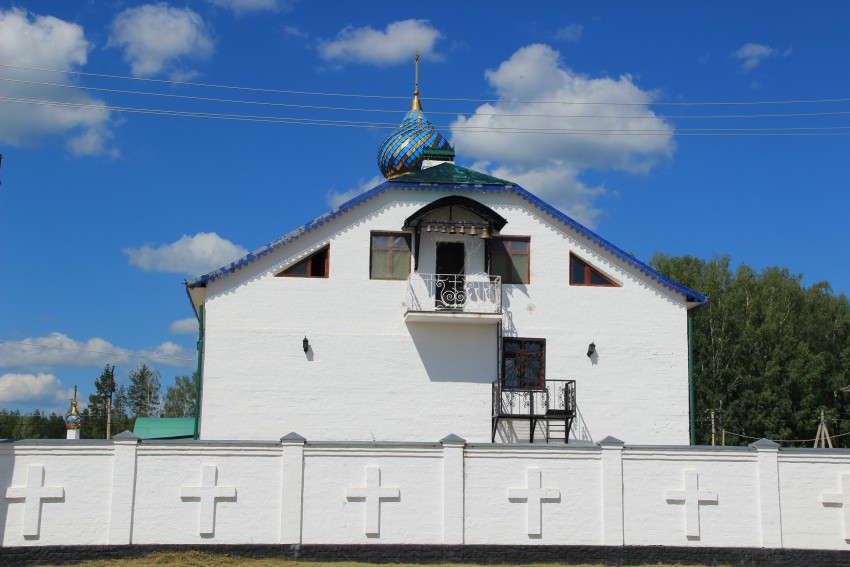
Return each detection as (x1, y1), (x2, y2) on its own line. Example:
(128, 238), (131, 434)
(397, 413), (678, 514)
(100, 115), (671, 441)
(3, 436), (850, 551)
(197, 189), (691, 445)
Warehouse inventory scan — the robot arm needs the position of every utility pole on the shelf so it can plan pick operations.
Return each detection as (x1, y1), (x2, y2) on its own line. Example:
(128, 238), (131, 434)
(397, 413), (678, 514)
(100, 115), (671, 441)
(711, 410), (716, 447)
(814, 409), (833, 448)
(106, 365), (115, 439)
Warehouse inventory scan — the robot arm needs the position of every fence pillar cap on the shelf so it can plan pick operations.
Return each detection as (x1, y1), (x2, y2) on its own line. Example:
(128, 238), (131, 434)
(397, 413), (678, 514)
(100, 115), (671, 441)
(750, 438), (780, 449)
(112, 431), (141, 443)
(280, 432), (306, 444)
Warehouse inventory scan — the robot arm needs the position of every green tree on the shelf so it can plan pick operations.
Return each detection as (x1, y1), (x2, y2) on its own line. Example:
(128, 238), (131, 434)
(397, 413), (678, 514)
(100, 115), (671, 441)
(163, 373), (197, 417)
(85, 365), (131, 438)
(0, 409), (65, 439)
(127, 363), (162, 418)
(650, 254), (850, 446)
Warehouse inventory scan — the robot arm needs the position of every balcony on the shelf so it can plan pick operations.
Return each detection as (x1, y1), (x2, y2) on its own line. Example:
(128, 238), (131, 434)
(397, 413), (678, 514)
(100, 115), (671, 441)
(491, 379), (577, 443)
(404, 273), (502, 324)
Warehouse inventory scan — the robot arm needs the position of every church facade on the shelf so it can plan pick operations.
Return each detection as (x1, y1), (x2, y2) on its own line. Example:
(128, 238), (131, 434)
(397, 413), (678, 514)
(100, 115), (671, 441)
(184, 84), (705, 446)
(5, 70), (850, 562)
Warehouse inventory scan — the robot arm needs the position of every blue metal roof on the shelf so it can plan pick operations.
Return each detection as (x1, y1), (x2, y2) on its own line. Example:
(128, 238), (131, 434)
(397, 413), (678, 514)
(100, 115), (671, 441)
(185, 170), (706, 306)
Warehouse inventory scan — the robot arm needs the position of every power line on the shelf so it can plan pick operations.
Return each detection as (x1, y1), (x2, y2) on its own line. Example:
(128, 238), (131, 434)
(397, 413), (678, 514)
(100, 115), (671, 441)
(5, 76), (850, 121)
(723, 429), (850, 444)
(3, 96), (850, 136)
(0, 338), (195, 362)
(3, 62), (850, 107)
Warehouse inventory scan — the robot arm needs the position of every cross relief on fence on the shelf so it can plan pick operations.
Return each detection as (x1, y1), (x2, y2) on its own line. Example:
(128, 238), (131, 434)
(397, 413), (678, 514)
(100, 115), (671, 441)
(180, 465), (237, 536)
(665, 469), (718, 539)
(821, 473), (850, 540)
(507, 467), (561, 537)
(4, 464), (64, 538)
(346, 465), (400, 537)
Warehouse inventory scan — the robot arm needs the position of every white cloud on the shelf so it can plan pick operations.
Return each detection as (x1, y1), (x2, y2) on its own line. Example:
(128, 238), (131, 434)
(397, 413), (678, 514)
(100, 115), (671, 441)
(0, 373), (73, 404)
(326, 175), (384, 209)
(169, 318), (198, 334)
(0, 333), (194, 371)
(284, 25), (309, 39)
(489, 163), (605, 228)
(555, 23), (583, 42)
(109, 3), (214, 79)
(732, 43), (780, 71)
(0, 8), (115, 155)
(208, 0), (288, 14)
(123, 232), (248, 276)
(319, 19), (443, 65)
(450, 44), (673, 223)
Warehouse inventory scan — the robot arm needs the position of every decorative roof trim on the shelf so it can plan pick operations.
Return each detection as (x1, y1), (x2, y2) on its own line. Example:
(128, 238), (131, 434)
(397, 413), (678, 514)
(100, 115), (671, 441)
(185, 179), (707, 306)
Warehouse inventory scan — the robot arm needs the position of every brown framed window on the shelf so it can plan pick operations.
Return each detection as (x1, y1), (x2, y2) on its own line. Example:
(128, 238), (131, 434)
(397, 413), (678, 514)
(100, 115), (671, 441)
(491, 237), (530, 284)
(370, 232), (411, 280)
(503, 338), (545, 390)
(570, 253), (618, 287)
(276, 245), (329, 278)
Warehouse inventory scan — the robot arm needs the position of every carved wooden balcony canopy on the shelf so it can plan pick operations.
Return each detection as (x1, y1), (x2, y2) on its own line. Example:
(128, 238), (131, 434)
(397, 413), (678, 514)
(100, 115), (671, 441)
(402, 195), (508, 231)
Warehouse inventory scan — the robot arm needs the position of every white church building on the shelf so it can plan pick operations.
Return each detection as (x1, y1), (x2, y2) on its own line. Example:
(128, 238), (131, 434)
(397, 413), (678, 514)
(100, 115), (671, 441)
(184, 87), (706, 446)
(4, 68), (850, 563)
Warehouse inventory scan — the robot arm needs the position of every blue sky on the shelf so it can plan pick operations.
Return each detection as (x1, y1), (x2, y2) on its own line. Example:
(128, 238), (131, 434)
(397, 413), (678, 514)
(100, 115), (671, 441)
(1, 1), (849, 415)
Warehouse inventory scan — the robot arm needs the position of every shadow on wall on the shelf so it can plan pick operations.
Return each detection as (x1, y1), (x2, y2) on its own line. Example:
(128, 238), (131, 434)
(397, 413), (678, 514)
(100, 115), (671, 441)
(495, 407), (594, 443)
(501, 284), (530, 338)
(496, 420), (550, 443)
(407, 323), (498, 383)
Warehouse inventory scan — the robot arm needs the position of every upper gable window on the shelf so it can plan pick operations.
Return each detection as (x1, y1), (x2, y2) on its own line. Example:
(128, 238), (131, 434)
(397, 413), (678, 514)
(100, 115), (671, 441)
(276, 245), (329, 278)
(491, 237), (530, 284)
(570, 253), (618, 287)
(371, 232), (411, 280)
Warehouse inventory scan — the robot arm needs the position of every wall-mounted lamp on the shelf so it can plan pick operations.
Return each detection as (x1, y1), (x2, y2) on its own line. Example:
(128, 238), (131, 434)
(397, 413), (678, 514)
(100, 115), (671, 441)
(303, 336), (310, 353)
(587, 342), (596, 358)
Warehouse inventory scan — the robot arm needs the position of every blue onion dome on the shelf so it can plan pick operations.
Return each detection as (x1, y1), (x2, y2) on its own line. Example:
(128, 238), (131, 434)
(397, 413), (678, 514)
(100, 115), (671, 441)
(378, 87), (451, 179)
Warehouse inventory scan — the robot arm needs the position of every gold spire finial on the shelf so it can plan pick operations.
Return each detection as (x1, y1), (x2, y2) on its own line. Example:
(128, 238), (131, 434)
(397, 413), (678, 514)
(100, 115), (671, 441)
(411, 51), (422, 111)
(414, 51), (420, 94)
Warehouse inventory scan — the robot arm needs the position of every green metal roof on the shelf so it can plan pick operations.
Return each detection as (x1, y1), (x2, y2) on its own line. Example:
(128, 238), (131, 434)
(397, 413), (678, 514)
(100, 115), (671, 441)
(133, 417), (195, 440)
(392, 162), (515, 186)
(421, 147), (456, 159)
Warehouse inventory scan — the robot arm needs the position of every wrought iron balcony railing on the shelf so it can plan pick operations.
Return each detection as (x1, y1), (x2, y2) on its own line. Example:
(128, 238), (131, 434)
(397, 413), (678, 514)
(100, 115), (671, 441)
(406, 273), (502, 314)
(491, 379), (577, 443)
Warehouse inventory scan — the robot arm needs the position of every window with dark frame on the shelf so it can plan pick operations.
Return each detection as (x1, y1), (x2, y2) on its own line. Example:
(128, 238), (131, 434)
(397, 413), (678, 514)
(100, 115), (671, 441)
(491, 237), (530, 284)
(569, 253), (618, 287)
(502, 338), (546, 390)
(276, 245), (329, 278)
(370, 232), (411, 280)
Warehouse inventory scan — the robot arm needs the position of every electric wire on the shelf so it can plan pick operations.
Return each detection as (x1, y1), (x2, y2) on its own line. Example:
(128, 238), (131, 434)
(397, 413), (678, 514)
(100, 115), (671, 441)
(3, 95), (850, 136)
(722, 429), (850, 444)
(3, 62), (850, 107)
(5, 76), (850, 121)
